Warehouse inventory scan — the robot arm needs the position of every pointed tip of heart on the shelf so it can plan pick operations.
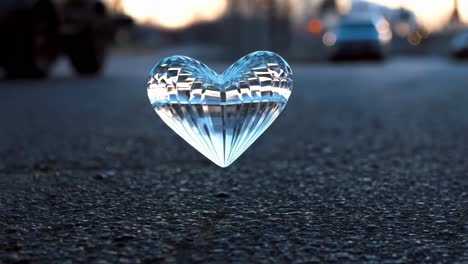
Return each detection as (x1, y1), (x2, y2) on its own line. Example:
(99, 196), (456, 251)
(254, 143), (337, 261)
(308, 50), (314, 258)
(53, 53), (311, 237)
(213, 160), (233, 168)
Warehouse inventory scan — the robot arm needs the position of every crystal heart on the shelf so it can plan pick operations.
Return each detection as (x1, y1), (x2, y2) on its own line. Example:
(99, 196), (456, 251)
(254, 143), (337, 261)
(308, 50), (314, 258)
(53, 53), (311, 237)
(147, 51), (293, 167)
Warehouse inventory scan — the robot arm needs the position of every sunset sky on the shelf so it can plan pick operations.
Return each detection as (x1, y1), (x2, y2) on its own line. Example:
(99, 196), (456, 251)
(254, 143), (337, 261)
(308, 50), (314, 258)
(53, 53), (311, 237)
(366, 0), (468, 31)
(108, 0), (468, 31)
(107, 0), (228, 30)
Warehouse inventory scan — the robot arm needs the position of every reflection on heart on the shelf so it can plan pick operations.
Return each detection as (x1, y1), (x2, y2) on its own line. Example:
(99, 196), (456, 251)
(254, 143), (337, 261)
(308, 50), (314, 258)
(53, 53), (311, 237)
(147, 51), (293, 167)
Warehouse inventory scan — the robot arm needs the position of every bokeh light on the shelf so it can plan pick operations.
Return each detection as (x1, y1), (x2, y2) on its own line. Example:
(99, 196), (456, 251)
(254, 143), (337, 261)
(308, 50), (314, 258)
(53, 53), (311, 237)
(376, 18), (392, 44)
(322, 31), (337, 46)
(308, 19), (323, 35)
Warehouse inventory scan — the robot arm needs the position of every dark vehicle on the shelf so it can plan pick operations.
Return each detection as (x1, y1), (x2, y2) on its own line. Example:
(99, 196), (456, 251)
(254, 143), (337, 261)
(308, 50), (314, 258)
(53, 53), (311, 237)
(328, 18), (385, 61)
(451, 31), (468, 60)
(0, 0), (132, 78)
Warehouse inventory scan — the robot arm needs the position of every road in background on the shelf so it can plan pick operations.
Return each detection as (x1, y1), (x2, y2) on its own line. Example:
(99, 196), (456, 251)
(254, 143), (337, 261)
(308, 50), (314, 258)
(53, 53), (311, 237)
(1, 53), (468, 263)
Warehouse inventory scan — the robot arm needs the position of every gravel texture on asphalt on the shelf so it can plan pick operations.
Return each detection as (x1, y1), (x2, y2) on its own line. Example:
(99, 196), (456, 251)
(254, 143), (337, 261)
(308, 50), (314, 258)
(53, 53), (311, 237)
(0, 57), (468, 263)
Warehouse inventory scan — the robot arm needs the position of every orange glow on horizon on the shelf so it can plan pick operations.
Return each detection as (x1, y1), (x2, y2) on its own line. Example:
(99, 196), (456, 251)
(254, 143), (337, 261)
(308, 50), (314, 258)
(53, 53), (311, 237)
(112, 0), (468, 31)
(111, 0), (228, 30)
(365, 0), (467, 32)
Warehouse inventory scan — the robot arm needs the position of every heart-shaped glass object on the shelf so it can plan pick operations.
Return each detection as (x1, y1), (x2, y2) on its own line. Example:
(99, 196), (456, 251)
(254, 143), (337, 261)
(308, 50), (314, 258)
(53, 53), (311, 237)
(147, 51), (293, 167)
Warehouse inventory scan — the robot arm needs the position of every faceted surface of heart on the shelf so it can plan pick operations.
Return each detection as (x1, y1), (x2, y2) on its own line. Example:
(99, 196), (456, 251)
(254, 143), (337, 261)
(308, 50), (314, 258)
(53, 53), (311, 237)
(147, 51), (293, 167)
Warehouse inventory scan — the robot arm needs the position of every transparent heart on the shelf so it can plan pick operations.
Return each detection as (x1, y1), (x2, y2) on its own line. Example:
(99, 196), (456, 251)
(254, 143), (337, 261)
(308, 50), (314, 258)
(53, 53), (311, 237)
(147, 51), (293, 167)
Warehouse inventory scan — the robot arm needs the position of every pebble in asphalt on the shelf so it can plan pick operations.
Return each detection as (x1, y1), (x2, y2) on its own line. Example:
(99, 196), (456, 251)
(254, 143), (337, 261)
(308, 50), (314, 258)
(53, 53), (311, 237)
(0, 54), (467, 263)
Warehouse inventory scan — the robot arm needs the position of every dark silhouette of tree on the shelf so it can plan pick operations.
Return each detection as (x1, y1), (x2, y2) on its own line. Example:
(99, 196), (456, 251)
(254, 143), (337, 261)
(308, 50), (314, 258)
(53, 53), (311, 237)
(266, 0), (291, 53)
(319, 0), (337, 14)
(452, 0), (460, 24)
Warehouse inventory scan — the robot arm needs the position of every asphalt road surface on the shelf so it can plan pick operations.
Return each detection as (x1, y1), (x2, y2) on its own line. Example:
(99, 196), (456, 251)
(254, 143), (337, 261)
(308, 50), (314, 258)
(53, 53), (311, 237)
(1, 53), (468, 263)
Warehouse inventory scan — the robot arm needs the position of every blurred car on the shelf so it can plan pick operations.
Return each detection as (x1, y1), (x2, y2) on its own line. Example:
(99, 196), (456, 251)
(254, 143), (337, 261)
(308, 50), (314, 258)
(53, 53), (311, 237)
(326, 18), (386, 61)
(0, 0), (132, 78)
(451, 31), (468, 60)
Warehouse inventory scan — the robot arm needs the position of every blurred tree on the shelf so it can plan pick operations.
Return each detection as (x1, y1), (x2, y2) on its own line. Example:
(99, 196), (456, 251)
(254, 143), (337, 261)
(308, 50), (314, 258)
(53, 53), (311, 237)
(449, 0), (461, 31)
(453, 0), (460, 23)
(108, 0), (125, 13)
(319, 0), (337, 14)
(266, 0), (291, 54)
